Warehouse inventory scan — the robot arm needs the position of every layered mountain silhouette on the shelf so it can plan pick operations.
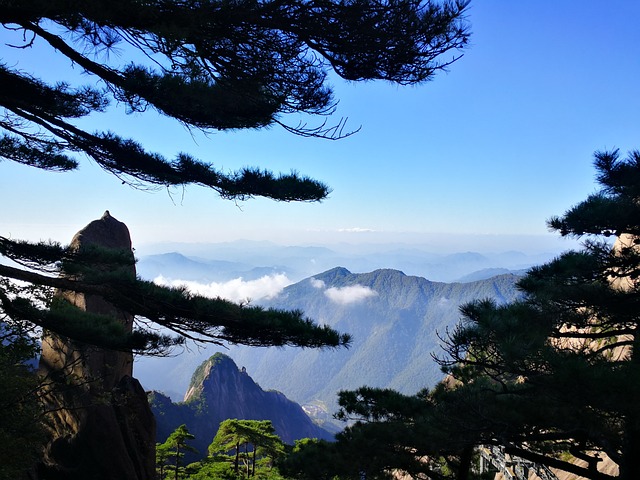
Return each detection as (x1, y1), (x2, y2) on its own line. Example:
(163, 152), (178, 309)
(218, 268), (522, 414)
(149, 353), (333, 460)
(137, 243), (552, 283)
(139, 267), (523, 425)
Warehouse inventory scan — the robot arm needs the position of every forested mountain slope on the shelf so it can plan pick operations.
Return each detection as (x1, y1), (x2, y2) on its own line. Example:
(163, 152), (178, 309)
(149, 354), (333, 460)
(227, 268), (521, 413)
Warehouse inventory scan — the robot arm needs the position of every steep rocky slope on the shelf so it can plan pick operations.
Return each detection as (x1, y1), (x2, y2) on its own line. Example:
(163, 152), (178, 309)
(38, 212), (154, 480)
(150, 353), (333, 460)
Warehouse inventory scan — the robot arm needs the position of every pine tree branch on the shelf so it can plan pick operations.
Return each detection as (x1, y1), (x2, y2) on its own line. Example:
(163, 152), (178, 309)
(0, 264), (95, 296)
(503, 445), (616, 480)
(552, 329), (636, 340)
(2, 96), (329, 200)
(20, 21), (128, 95)
(0, 263), (350, 349)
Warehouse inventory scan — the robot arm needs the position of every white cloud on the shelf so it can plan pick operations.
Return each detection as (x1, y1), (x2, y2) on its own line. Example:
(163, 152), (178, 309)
(310, 278), (326, 289)
(153, 273), (291, 303)
(338, 227), (376, 233)
(325, 285), (377, 305)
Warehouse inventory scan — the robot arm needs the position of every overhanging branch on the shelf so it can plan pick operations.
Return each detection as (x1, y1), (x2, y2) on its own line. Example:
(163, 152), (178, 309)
(504, 445), (616, 480)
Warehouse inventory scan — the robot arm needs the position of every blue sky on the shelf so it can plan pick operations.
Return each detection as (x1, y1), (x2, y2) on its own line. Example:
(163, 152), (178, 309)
(2, 1), (640, 254)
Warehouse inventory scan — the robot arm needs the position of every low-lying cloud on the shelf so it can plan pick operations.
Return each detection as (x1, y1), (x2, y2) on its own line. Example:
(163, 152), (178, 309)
(153, 273), (291, 303)
(338, 227), (376, 233)
(309, 278), (326, 289)
(324, 285), (377, 305)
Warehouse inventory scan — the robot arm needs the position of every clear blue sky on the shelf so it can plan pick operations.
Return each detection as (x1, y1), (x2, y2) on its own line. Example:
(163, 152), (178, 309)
(2, 2), (639, 254)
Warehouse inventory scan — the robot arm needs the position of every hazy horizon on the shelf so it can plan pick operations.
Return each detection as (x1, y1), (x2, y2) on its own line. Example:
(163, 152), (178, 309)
(3, 2), (639, 252)
(135, 231), (580, 257)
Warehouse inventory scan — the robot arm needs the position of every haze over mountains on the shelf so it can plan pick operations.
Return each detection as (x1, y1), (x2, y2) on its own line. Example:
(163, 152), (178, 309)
(135, 240), (559, 284)
(232, 269), (518, 411)
(135, 242), (529, 419)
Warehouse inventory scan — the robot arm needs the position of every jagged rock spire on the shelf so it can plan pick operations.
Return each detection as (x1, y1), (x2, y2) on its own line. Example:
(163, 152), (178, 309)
(40, 210), (134, 389)
(37, 213), (155, 480)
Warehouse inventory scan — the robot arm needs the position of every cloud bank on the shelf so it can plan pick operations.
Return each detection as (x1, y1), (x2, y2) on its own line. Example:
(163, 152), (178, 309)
(338, 227), (376, 233)
(324, 285), (377, 305)
(309, 278), (326, 289)
(154, 273), (291, 303)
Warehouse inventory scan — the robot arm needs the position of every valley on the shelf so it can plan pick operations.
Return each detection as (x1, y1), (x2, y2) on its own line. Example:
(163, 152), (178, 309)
(135, 246), (529, 422)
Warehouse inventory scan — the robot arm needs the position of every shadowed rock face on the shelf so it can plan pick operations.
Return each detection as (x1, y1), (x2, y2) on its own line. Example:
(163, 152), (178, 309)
(150, 353), (334, 463)
(40, 211), (135, 392)
(37, 212), (155, 480)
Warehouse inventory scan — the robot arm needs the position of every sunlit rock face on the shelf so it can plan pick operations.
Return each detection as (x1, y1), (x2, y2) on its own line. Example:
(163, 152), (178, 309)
(37, 211), (155, 480)
(610, 233), (638, 292)
(40, 211), (134, 391)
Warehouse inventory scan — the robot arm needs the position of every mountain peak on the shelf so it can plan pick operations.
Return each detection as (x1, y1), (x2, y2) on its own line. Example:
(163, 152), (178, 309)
(184, 353), (245, 403)
(313, 266), (352, 282)
(368, 268), (408, 278)
(150, 353), (333, 457)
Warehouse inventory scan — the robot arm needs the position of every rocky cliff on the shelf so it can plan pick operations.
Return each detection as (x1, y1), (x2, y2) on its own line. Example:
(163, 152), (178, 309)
(150, 353), (333, 460)
(37, 212), (155, 480)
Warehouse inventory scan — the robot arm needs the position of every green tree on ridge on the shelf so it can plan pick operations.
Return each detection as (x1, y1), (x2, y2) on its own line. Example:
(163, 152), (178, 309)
(159, 424), (198, 480)
(287, 149), (640, 480)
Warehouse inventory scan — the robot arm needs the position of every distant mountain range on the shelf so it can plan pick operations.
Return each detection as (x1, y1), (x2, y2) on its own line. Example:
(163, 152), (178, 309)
(136, 267), (523, 421)
(149, 353), (333, 461)
(135, 241), (558, 283)
(223, 268), (521, 414)
(137, 251), (292, 283)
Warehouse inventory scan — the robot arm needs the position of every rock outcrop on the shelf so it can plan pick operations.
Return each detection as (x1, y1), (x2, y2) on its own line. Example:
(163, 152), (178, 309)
(37, 212), (155, 480)
(184, 353), (334, 444)
(150, 353), (333, 461)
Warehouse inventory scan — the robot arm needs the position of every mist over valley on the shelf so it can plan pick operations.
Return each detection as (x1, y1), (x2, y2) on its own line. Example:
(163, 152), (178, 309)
(135, 241), (535, 418)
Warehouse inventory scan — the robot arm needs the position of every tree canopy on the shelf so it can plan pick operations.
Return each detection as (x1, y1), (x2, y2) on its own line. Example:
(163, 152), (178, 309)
(157, 424), (198, 480)
(288, 150), (640, 480)
(208, 419), (285, 477)
(0, 0), (469, 199)
(0, 304), (45, 479)
(0, 227), (352, 354)
(0, 0), (469, 355)
(0, 2), (472, 477)
(434, 150), (640, 479)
